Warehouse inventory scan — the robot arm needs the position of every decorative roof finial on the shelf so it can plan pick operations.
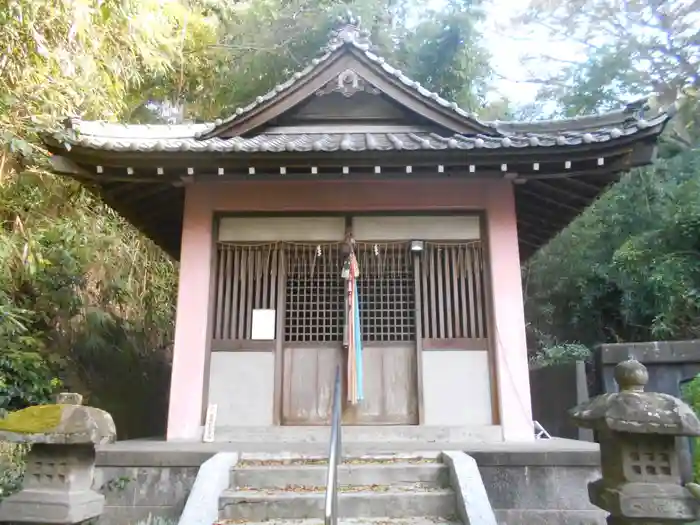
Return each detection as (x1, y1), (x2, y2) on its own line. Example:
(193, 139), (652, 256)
(327, 9), (373, 51)
(614, 359), (648, 393)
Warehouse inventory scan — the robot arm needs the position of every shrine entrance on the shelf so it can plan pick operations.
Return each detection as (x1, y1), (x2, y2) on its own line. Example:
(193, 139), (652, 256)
(211, 215), (489, 427)
(282, 241), (419, 425)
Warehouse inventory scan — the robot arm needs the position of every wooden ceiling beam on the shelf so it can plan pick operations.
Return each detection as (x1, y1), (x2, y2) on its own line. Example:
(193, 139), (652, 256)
(552, 174), (609, 195)
(516, 215), (564, 243)
(516, 222), (553, 245)
(525, 179), (597, 206)
(514, 204), (568, 235)
(516, 186), (582, 213)
(515, 193), (583, 226)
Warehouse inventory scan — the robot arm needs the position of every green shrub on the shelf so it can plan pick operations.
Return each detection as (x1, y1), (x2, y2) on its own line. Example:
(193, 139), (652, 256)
(0, 442), (29, 502)
(0, 348), (62, 412)
(683, 373), (700, 482)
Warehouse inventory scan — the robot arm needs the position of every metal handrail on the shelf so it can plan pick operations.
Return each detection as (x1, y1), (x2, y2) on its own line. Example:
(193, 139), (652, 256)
(324, 366), (342, 525)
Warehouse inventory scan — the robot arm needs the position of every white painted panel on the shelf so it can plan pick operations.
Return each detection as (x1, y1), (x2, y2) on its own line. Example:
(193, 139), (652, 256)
(251, 309), (276, 340)
(208, 352), (275, 426)
(352, 215), (480, 241)
(218, 217), (345, 242)
(422, 350), (492, 426)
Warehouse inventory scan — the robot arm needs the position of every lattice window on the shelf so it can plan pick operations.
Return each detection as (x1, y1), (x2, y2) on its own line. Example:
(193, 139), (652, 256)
(285, 243), (345, 343)
(283, 242), (416, 343)
(355, 243), (415, 342)
(213, 243), (281, 340)
(419, 242), (488, 339)
(624, 436), (674, 480)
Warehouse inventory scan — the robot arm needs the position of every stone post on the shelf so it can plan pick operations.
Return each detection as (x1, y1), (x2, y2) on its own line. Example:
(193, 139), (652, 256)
(570, 360), (700, 524)
(0, 393), (116, 524)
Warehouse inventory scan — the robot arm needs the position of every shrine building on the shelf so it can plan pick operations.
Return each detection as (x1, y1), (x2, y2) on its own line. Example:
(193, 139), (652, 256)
(43, 20), (673, 443)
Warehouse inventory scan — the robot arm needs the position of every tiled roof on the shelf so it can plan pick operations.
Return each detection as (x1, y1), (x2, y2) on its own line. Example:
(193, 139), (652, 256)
(58, 113), (669, 153)
(51, 20), (676, 154)
(194, 21), (499, 139)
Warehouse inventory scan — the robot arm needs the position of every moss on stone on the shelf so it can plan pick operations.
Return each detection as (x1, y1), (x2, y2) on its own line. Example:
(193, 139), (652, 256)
(0, 405), (63, 434)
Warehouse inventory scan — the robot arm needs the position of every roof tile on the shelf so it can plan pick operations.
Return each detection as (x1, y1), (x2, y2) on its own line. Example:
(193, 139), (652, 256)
(56, 116), (667, 153)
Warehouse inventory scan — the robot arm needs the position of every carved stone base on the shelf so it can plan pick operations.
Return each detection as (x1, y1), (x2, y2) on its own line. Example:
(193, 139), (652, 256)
(590, 480), (699, 523)
(0, 489), (104, 524)
(0, 444), (104, 524)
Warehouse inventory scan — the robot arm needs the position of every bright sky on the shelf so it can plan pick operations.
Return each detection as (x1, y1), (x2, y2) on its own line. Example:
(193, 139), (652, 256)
(480, 0), (581, 105)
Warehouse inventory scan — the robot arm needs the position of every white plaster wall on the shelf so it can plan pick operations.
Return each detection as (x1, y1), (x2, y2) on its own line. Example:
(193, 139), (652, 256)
(422, 350), (492, 426)
(208, 352), (275, 426)
(352, 215), (480, 240)
(218, 217), (345, 242)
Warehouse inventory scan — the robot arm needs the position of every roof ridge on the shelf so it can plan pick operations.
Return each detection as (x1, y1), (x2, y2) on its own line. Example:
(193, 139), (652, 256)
(195, 19), (497, 140)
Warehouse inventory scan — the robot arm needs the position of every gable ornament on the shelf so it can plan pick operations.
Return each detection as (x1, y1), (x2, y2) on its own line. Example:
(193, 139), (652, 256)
(316, 69), (381, 98)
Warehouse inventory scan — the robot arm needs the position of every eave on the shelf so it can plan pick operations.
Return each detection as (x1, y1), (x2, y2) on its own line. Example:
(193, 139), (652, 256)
(39, 19), (677, 262)
(46, 122), (667, 263)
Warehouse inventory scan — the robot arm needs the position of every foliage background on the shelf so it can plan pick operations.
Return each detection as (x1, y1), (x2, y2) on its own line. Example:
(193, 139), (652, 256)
(515, 0), (700, 362)
(1, 0), (699, 495)
(0, 0), (495, 443)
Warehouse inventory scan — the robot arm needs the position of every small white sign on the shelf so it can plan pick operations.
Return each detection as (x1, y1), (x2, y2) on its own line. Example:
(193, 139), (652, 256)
(203, 404), (218, 443)
(251, 309), (276, 340)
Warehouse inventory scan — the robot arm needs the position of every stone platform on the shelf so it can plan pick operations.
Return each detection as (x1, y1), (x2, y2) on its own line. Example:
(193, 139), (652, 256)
(93, 434), (604, 525)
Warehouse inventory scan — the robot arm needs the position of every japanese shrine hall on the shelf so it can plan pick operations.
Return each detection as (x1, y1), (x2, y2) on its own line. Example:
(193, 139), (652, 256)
(43, 21), (672, 443)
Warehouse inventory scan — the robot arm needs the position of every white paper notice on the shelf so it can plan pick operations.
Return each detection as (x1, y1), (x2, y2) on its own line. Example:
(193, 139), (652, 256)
(251, 309), (276, 340)
(203, 404), (217, 443)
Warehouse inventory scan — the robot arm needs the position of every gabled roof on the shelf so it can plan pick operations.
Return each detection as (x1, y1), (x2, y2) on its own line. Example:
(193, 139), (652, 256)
(49, 19), (675, 155)
(195, 20), (500, 139)
(58, 110), (669, 154)
(42, 16), (676, 262)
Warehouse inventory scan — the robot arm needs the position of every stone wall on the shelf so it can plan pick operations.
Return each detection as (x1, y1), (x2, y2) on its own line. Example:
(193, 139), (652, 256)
(472, 447), (605, 525)
(93, 447), (210, 525)
(530, 360), (593, 441)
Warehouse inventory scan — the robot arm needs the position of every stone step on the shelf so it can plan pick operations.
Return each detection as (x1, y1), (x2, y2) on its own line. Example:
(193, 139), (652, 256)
(215, 425), (501, 444)
(216, 518), (462, 525)
(218, 488), (458, 520)
(232, 462), (450, 490)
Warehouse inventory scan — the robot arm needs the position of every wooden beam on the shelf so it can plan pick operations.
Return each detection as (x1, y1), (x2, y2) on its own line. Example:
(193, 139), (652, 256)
(515, 194), (583, 227)
(516, 222), (553, 245)
(516, 186), (582, 213)
(516, 227), (550, 250)
(526, 179), (596, 205)
(55, 142), (644, 174)
(627, 141), (659, 168)
(89, 187), (178, 257)
(515, 211), (565, 240)
(125, 183), (173, 204)
(514, 209), (564, 239)
(551, 175), (609, 195)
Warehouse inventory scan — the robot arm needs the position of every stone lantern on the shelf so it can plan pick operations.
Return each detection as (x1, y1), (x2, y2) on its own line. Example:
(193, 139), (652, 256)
(0, 393), (116, 524)
(570, 360), (700, 524)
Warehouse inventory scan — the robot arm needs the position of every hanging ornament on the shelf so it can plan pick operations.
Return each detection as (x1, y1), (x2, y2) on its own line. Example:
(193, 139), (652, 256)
(343, 249), (363, 405)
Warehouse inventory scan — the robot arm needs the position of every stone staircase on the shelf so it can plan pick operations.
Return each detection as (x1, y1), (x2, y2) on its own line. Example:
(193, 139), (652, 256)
(216, 453), (462, 525)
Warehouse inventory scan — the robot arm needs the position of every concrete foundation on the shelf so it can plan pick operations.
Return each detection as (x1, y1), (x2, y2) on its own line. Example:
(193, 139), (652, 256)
(92, 438), (604, 525)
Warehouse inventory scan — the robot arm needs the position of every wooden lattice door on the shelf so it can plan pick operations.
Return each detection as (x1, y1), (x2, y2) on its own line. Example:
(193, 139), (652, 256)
(280, 242), (418, 425)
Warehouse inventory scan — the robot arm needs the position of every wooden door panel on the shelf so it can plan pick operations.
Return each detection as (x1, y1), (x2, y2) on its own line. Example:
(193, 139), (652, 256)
(281, 343), (417, 425)
(344, 343), (418, 425)
(282, 344), (342, 425)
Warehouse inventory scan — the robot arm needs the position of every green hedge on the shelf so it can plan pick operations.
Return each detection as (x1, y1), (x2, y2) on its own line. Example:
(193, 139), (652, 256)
(683, 374), (700, 483)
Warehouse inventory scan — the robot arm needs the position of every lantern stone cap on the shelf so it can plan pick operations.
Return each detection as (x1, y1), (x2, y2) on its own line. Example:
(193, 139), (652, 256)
(570, 360), (700, 436)
(0, 393), (116, 445)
